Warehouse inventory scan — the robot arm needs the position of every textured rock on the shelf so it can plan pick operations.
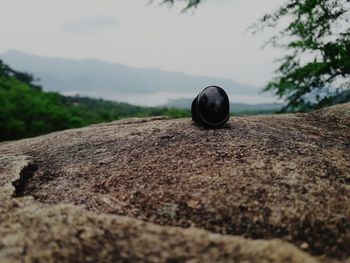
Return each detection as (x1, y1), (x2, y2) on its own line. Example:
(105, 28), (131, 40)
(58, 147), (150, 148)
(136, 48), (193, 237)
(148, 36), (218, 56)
(0, 103), (349, 262)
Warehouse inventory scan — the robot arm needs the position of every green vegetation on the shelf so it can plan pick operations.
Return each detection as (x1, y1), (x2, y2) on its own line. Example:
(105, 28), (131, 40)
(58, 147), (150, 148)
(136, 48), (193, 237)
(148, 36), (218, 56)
(158, 0), (200, 11)
(253, 0), (350, 112)
(0, 60), (189, 141)
(162, 0), (350, 112)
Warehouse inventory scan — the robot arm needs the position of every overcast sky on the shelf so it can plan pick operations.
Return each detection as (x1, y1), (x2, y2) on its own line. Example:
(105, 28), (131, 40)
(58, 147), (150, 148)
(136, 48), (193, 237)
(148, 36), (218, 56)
(0, 0), (285, 86)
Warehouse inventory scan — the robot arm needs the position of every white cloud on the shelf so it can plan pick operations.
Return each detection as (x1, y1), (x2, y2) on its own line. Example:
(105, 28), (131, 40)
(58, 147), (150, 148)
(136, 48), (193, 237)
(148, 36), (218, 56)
(0, 0), (285, 86)
(62, 16), (119, 34)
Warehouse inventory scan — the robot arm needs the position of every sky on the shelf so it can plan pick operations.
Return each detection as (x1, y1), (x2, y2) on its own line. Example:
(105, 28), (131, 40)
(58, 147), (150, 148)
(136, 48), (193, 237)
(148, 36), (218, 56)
(0, 0), (285, 87)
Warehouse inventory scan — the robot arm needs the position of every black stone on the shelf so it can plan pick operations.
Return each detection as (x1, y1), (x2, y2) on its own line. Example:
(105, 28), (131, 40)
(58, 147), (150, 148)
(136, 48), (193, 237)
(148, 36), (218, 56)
(191, 86), (230, 128)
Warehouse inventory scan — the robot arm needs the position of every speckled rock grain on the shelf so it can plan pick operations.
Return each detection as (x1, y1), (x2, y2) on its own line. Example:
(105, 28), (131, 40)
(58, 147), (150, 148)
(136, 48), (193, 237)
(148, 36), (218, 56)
(0, 103), (349, 263)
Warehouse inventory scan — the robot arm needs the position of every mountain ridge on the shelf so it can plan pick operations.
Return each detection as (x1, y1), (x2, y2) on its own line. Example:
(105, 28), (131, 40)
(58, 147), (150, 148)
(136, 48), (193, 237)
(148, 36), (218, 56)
(0, 50), (271, 105)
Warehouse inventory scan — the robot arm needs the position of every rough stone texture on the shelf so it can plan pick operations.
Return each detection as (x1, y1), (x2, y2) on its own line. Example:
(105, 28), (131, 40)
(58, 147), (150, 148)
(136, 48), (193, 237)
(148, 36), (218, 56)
(0, 103), (349, 262)
(0, 157), (317, 263)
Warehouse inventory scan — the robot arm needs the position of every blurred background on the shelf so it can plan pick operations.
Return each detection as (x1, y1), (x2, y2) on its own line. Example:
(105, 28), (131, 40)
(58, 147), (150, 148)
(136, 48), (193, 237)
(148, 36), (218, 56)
(1, 0), (349, 141)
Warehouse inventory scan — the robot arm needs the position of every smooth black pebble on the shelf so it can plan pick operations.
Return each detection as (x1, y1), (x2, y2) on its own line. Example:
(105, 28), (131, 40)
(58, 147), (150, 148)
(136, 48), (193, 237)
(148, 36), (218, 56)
(191, 86), (230, 128)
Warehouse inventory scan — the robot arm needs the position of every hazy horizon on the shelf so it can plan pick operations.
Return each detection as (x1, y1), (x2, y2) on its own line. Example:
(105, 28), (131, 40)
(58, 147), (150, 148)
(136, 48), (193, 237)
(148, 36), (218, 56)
(1, 49), (281, 106)
(0, 0), (285, 88)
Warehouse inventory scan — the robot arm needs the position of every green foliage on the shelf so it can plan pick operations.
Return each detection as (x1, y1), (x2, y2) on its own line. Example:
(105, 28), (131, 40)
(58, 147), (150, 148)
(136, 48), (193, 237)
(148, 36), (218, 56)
(155, 0), (200, 10)
(0, 60), (190, 141)
(63, 96), (190, 120)
(0, 59), (41, 90)
(161, 0), (350, 112)
(252, 0), (350, 112)
(0, 74), (83, 140)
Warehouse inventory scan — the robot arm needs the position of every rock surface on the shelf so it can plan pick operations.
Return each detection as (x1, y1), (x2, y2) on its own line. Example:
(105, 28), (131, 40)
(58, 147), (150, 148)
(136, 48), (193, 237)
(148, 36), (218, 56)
(0, 103), (349, 262)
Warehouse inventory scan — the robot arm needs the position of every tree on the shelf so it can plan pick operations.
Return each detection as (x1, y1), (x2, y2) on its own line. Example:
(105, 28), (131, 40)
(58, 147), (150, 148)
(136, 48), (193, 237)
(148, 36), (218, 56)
(253, 0), (350, 112)
(154, 0), (200, 11)
(0, 60), (41, 90)
(158, 0), (350, 112)
(0, 61), (190, 141)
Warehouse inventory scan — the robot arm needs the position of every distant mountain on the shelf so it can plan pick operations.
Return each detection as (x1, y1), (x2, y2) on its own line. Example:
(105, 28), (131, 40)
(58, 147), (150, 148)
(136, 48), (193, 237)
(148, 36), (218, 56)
(0, 50), (267, 105)
(0, 50), (273, 106)
(165, 98), (282, 114)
